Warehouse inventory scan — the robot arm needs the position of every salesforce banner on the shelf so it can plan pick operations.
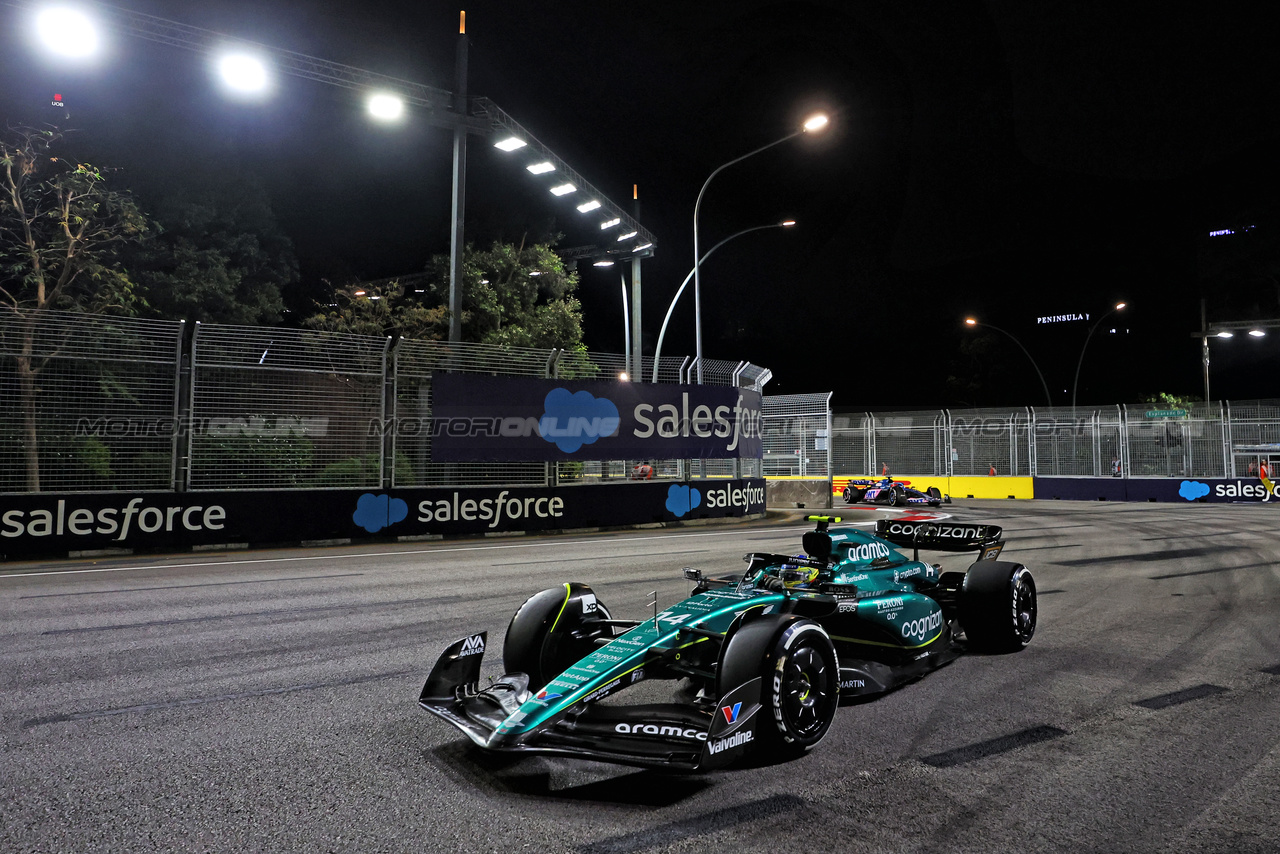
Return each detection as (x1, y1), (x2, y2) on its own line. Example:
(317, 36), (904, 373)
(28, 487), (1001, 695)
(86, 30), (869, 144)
(428, 375), (763, 461)
(0, 479), (766, 559)
(1034, 477), (1280, 504)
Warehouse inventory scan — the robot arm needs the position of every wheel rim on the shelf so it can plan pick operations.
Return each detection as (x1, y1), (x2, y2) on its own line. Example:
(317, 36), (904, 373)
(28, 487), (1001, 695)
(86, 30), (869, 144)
(1013, 574), (1037, 643)
(778, 644), (836, 740)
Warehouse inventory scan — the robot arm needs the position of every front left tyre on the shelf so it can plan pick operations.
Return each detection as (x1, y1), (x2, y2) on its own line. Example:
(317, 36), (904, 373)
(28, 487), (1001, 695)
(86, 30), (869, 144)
(718, 616), (839, 759)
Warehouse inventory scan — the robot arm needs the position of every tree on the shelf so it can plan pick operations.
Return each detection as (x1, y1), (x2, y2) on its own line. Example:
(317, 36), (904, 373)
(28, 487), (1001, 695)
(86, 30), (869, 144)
(125, 171), (297, 325)
(304, 239), (585, 351)
(1, 126), (150, 490)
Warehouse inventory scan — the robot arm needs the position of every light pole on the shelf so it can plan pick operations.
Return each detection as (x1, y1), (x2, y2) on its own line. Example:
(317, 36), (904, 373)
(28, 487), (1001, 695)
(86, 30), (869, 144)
(653, 220), (795, 382)
(965, 318), (1053, 407)
(1191, 298), (1280, 402)
(1071, 302), (1127, 409)
(693, 113), (828, 383)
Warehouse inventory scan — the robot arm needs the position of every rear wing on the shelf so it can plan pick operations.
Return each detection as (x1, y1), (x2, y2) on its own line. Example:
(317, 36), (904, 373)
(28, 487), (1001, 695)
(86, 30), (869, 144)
(874, 519), (1005, 562)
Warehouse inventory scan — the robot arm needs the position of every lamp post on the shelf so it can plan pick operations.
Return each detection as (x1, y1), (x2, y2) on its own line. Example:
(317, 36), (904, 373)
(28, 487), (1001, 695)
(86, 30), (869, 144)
(653, 220), (795, 382)
(1191, 298), (1280, 402)
(1071, 302), (1127, 410)
(693, 113), (828, 383)
(965, 318), (1053, 407)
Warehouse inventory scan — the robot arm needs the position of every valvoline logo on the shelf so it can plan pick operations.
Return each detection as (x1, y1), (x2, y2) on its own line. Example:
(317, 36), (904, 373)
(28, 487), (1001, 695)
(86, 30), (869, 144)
(720, 701), (742, 724)
(539, 388), (620, 453)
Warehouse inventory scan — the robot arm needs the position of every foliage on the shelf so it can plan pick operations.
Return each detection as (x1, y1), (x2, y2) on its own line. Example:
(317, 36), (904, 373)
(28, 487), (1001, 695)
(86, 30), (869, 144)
(304, 279), (447, 340)
(190, 433), (316, 487)
(304, 239), (584, 350)
(1139, 392), (1197, 408)
(311, 452), (413, 487)
(0, 126), (149, 314)
(1, 126), (151, 490)
(125, 171), (297, 324)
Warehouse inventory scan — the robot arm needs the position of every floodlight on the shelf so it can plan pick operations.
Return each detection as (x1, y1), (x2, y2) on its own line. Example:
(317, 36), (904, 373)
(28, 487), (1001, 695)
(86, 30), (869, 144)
(1216, 331), (1234, 338)
(549, 183), (576, 196)
(633, 243), (653, 252)
(593, 260), (615, 267)
(216, 51), (270, 95)
(617, 230), (638, 241)
(600, 218), (621, 229)
(965, 318), (977, 325)
(526, 162), (555, 174)
(494, 137), (527, 152)
(1249, 329), (1266, 337)
(367, 92), (404, 121)
(781, 220), (797, 227)
(803, 113), (829, 132)
(577, 200), (602, 213)
(35, 6), (99, 57)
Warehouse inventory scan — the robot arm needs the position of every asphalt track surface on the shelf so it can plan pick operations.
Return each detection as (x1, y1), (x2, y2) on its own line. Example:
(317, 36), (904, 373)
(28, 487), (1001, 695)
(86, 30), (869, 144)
(2, 500), (1279, 854)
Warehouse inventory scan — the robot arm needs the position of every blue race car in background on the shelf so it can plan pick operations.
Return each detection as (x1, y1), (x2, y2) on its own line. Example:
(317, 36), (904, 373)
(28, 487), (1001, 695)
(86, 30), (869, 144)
(843, 477), (947, 507)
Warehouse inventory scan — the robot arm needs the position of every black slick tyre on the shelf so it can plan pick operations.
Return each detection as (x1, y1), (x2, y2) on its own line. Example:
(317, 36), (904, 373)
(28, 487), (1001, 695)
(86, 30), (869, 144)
(719, 616), (839, 759)
(926, 486), (942, 503)
(845, 487), (863, 504)
(960, 562), (1037, 652)
(503, 583), (612, 690)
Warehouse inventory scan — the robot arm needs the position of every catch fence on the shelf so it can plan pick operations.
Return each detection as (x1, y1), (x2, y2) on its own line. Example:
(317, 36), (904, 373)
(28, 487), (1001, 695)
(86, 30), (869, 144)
(828, 403), (1278, 479)
(0, 310), (769, 494)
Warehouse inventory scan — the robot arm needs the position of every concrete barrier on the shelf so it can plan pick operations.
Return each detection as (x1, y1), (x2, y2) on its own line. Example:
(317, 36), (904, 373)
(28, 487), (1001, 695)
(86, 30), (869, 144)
(766, 478), (832, 509)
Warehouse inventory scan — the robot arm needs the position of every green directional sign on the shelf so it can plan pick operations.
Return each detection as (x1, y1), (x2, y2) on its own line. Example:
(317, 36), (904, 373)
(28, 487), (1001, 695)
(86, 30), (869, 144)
(1145, 409), (1188, 418)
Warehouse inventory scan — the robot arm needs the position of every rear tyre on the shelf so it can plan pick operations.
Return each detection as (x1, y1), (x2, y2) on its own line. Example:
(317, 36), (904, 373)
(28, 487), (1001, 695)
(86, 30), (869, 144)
(844, 487), (864, 504)
(960, 562), (1036, 652)
(503, 583), (613, 690)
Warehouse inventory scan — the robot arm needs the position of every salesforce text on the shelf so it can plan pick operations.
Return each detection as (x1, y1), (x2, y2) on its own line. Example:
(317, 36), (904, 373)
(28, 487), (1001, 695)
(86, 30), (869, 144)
(2, 498), (225, 541)
(417, 490), (565, 528)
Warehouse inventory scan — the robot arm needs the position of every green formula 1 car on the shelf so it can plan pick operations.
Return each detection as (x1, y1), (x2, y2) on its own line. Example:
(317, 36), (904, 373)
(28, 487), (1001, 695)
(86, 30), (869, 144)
(418, 516), (1036, 771)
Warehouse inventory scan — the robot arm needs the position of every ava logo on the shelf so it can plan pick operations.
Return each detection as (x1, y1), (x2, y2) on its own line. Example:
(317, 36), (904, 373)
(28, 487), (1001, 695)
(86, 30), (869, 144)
(720, 701), (742, 724)
(352, 493), (409, 533)
(665, 484), (702, 517)
(459, 635), (485, 656)
(539, 388), (620, 453)
(1179, 480), (1210, 501)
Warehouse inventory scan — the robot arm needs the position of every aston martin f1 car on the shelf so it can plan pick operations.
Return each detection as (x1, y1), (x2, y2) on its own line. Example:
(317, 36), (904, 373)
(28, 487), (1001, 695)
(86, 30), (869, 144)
(418, 516), (1035, 771)
(843, 477), (948, 507)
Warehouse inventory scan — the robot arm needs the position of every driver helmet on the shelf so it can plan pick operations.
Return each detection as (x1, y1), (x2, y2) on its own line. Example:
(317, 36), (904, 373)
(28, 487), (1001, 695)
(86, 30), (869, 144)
(779, 561), (820, 588)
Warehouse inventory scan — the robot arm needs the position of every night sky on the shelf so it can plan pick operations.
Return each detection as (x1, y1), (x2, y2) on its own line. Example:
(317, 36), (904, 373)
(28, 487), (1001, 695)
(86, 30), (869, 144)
(3, 1), (1279, 408)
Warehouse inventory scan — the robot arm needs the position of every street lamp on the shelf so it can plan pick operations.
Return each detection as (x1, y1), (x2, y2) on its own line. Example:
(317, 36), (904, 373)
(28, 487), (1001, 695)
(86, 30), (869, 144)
(693, 113), (828, 383)
(653, 220), (796, 382)
(965, 318), (1053, 406)
(1071, 302), (1127, 409)
(1192, 298), (1280, 402)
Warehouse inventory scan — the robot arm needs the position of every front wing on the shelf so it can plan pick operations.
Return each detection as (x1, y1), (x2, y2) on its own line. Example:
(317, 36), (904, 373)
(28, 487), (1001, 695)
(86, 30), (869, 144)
(418, 633), (763, 772)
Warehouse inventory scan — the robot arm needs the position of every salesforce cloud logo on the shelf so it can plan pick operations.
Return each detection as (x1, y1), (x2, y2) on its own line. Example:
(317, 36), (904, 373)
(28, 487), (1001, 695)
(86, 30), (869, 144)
(353, 493), (409, 533)
(665, 484), (702, 518)
(539, 388), (620, 453)
(1178, 480), (1211, 501)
